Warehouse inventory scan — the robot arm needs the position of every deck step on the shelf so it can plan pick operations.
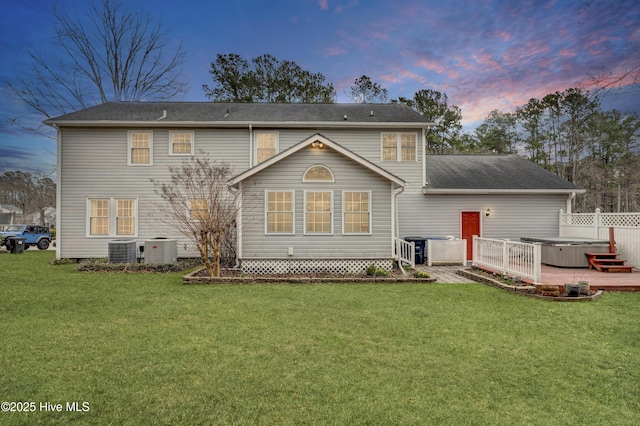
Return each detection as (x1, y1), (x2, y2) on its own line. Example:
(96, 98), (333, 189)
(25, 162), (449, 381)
(586, 252), (633, 273)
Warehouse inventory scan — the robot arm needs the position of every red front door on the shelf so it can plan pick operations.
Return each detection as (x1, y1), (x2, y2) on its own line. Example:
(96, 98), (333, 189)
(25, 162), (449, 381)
(461, 211), (480, 260)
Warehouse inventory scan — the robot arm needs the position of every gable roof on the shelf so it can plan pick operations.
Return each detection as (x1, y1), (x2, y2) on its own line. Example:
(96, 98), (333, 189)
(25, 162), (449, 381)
(424, 154), (585, 194)
(44, 102), (432, 128)
(228, 133), (405, 188)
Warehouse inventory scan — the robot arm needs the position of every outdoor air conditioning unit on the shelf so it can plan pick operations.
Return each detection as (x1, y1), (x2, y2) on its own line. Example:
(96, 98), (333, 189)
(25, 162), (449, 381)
(108, 240), (137, 263)
(144, 238), (178, 264)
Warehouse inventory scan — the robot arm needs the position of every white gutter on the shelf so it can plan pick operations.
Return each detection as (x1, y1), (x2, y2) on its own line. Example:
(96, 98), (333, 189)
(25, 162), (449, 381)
(423, 188), (586, 195)
(44, 120), (432, 130)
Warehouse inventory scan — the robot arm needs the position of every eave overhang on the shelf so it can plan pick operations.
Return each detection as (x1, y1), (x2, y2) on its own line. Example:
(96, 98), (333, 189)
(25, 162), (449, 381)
(422, 188), (586, 195)
(44, 120), (433, 129)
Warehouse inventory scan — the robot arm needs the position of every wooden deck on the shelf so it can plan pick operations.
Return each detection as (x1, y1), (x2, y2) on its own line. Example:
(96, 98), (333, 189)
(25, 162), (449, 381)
(417, 263), (640, 291)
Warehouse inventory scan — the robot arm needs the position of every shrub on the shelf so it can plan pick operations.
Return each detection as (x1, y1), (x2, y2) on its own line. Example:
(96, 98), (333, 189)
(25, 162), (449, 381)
(413, 271), (431, 279)
(75, 258), (202, 273)
(365, 264), (389, 277)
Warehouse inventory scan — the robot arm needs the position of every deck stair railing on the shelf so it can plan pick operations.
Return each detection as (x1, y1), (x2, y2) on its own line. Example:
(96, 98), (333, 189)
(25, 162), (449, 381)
(473, 236), (542, 284)
(394, 237), (415, 269)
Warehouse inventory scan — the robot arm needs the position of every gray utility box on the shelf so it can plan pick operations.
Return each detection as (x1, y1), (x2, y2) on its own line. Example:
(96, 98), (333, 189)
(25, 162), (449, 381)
(108, 240), (137, 263)
(144, 238), (178, 264)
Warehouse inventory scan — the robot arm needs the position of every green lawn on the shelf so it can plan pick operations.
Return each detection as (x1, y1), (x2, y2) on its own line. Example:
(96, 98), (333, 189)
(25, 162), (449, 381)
(1, 251), (639, 425)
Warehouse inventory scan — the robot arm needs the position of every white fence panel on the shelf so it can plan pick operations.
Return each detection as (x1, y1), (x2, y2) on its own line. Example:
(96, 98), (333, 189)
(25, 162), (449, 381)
(427, 239), (467, 266)
(560, 209), (640, 268)
(473, 236), (542, 284)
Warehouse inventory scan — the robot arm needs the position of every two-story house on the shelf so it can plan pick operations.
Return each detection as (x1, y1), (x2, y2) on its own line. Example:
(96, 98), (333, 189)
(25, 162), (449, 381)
(45, 102), (583, 272)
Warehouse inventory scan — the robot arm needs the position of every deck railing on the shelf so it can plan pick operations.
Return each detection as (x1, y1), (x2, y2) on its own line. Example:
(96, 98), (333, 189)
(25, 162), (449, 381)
(394, 237), (415, 269)
(473, 236), (542, 283)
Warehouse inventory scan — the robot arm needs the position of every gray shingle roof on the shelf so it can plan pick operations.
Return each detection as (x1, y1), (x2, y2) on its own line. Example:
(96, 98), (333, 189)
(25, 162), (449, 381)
(425, 154), (582, 191)
(44, 102), (431, 125)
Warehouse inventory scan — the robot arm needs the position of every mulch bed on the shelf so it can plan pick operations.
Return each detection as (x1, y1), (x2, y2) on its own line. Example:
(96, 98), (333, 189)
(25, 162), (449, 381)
(183, 267), (436, 284)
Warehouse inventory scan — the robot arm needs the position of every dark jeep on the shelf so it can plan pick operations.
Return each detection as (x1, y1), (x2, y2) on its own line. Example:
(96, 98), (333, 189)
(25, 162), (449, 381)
(0, 224), (53, 250)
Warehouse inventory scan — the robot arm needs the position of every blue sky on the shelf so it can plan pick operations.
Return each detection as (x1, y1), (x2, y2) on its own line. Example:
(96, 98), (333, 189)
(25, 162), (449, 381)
(1, 0), (638, 175)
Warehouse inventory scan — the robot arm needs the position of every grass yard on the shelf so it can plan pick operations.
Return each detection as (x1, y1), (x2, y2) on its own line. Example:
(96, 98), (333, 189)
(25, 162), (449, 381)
(1, 251), (639, 425)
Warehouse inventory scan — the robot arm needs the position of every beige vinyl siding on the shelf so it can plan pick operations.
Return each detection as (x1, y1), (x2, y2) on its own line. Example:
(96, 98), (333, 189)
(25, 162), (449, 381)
(57, 127), (250, 258)
(398, 194), (567, 240)
(57, 126), (425, 259)
(239, 145), (394, 260)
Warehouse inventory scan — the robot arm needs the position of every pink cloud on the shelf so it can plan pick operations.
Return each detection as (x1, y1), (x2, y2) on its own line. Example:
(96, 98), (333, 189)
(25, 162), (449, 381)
(318, 0), (328, 10)
(324, 45), (347, 57)
(414, 58), (447, 75)
(559, 49), (578, 58)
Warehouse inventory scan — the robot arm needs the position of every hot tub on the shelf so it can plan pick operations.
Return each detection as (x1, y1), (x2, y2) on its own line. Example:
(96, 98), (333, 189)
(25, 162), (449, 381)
(520, 237), (611, 268)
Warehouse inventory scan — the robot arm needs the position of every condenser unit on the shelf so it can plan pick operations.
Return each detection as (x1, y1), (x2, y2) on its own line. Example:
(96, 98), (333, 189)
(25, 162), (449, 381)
(144, 238), (178, 264)
(108, 240), (137, 263)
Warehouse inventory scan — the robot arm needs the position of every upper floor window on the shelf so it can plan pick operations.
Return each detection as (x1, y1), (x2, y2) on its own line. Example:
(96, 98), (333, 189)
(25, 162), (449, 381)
(381, 133), (417, 161)
(303, 165), (335, 182)
(256, 132), (278, 164)
(170, 131), (194, 156)
(128, 131), (153, 165)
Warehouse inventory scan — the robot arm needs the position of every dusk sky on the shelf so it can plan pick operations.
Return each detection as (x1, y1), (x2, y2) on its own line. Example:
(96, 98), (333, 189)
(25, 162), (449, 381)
(1, 0), (638, 175)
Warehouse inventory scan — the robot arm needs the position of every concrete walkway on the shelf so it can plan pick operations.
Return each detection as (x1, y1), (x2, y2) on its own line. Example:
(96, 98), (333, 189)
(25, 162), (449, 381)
(415, 265), (478, 283)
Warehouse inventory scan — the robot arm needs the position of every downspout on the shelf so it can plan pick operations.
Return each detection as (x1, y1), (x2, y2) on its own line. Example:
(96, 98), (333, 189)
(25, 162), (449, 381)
(393, 184), (406, 274)
(422, 127), (427, 190)
(54, 124), (61, 260)
(228, 182), (242, 268)
(249, 124), (253, 168)
(567, 192), (575, 214)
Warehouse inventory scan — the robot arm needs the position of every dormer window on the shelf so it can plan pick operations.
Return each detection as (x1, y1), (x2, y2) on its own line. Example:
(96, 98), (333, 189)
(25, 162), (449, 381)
(303, 165), (335, 182)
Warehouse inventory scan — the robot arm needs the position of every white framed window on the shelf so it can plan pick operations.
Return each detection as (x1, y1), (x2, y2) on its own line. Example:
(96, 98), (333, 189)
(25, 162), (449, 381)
(265, 191), (294, 234)
(169, 131), (194, 156)
(343, 191), (371, 234)
(255, 131), (278, 164)
(381, 133), (417, 161)
(189, 199), (208, 221)
(304, 191), (333, 235)
(89, 199), (110, 236)
(116, 199), (136, 236)
(303, 165), (335, 182)
(87, 198), (138, 237)
(128, 131), (153, 165)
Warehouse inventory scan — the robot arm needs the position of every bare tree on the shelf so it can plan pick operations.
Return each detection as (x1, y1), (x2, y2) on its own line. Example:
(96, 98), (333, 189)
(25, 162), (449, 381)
(582, 0), (640, 92)
(152, 157), (240, 277)
(0, 171), (56, 224)
(6, 0), (187, 135)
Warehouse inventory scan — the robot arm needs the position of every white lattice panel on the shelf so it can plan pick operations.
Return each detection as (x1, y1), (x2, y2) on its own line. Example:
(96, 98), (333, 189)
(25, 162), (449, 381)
(560, 214), (594, 226)
(600, 213), (640, 227)
(241, 259), (393, 275)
